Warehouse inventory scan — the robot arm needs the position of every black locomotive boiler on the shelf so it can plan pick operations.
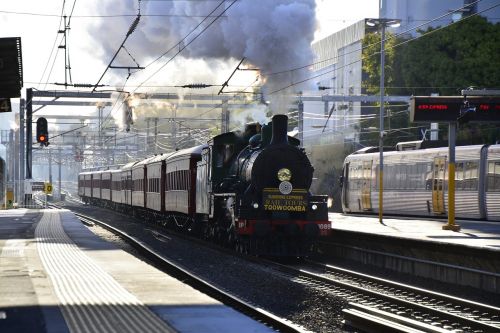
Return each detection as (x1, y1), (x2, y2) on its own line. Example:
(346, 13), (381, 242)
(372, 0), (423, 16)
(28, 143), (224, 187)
(79, 114), (331, 256)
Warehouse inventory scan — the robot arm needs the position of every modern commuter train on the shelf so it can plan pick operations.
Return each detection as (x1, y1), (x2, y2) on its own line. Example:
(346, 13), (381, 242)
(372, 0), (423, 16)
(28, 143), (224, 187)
(341, 144), (500, 221)
(79, 115), (331, 256)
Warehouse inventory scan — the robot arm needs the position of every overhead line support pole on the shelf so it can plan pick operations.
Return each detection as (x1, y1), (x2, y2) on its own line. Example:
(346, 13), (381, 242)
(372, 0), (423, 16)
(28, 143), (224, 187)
(379, 24), (385, 224)
(19, 99), (25, 204)
(442, 122), (459, 231)
(26, 88), (32, 180)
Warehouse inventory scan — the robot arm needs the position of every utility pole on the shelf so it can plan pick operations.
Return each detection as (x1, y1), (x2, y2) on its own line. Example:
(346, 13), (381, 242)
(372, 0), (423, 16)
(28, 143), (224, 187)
(298, 100), (304, 146)
(379, 23), (386, 224)
(49, 148), (53, 184)
(58, 147), (62, 200)
(58, 15), (71, 88)
(172, 108), (177, 150)
(154, 117), (158, 154)
(146, 117), (150, 153)
(98, 105), (104, 148)
(221, 100), (229, 133)
(14, 126), (19, 204)
(26, 88), (32, 180)
(366, 17), (401, 224)
(19, 99), (25, 205)
(113, 127), (116, 165)
(82, 135), (87, 169)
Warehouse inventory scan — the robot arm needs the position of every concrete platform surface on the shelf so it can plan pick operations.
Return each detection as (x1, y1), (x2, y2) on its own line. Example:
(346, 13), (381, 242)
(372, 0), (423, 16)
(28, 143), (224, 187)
(0, 209), (276, 333)
(329, 212), (500, 250)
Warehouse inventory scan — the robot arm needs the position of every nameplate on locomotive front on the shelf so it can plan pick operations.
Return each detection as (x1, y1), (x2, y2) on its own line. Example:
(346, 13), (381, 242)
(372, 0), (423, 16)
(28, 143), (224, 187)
(262, 188), (307, 212)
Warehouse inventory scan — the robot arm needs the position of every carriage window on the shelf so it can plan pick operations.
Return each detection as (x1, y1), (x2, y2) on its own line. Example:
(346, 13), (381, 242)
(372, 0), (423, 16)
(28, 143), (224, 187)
(408, 164), (416, 190)
(488, 161), (500, 192)
(455, 162), (464, 191)
(385, 165), (396, 190)
(464, 161), (478, 190)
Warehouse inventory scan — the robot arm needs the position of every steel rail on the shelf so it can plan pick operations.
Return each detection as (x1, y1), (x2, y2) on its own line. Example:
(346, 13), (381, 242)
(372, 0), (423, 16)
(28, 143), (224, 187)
(267, 260), (500, 332)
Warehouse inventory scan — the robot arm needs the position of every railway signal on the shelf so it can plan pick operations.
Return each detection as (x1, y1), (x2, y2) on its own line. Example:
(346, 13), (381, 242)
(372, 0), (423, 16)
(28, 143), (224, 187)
(36, 117), (49, 146)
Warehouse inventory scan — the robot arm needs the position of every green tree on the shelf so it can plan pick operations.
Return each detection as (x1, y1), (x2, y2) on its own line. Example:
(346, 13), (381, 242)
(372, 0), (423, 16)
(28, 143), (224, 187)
(400, 16), (500, 96)
(361, 16), (500, 145)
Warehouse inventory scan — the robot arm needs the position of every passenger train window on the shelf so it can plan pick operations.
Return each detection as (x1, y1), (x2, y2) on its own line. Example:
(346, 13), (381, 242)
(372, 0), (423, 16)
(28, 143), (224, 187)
(455, 162), (464, 190)
(464, 161), (478, 190)
(487, 162), (500, 192)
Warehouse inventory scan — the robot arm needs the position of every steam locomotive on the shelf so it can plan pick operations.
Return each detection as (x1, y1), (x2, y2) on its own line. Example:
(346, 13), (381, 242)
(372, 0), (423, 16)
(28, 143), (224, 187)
(79, 114), (331, 256)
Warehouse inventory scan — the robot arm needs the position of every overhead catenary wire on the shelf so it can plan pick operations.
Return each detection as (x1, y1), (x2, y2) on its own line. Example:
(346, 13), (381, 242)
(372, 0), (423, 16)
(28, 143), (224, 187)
(0, 10), (229, 18)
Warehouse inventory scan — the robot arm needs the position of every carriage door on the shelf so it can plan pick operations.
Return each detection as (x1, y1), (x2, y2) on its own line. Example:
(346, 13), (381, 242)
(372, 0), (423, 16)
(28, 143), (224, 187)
(432, 157), (446, 214)
(361, 161), (373, 211)
(341, 163), (350, 209)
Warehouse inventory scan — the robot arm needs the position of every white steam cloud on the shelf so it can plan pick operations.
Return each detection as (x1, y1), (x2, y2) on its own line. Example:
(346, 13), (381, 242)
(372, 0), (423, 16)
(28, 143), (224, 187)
(87, 0), (317, 113)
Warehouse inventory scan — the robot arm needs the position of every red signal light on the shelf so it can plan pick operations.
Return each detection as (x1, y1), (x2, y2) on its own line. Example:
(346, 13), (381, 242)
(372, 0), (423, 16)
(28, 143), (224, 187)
(39, 135), (46, 142)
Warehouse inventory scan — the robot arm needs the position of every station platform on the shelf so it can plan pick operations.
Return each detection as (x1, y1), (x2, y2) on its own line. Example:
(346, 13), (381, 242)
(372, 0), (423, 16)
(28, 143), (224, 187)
(0, 209), (275, 333)
(328, 212), (500, 250)
(326, 212), (500, 295)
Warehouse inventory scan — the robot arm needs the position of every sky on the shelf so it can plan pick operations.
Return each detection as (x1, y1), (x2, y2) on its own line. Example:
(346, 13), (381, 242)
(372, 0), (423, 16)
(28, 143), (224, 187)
(0, 0), (379, 133)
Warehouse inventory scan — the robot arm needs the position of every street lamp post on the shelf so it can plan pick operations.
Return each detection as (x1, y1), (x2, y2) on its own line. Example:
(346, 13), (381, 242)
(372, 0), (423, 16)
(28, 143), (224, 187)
(366, 18), (401, 223)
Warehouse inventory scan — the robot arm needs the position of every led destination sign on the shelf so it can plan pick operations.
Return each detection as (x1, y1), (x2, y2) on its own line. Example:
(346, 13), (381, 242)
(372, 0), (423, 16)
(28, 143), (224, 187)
(410, 96), (500, 123)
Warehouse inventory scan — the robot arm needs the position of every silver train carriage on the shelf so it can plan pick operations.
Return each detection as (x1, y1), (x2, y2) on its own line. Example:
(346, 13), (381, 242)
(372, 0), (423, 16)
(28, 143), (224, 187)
(341, 144), (500, 221)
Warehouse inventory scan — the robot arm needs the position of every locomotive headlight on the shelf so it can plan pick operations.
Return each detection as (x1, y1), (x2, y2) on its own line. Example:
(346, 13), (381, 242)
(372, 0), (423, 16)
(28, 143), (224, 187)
(253, 203), (259, 209)
(277, 168), (292, 182)
(311, 204), (318, 210)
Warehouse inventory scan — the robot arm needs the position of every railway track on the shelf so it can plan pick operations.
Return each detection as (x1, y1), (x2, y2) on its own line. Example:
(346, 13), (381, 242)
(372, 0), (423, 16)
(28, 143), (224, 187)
(48, 199), (500, 332)
(266, 259), (500, 332)
(46, 203), (309, 333)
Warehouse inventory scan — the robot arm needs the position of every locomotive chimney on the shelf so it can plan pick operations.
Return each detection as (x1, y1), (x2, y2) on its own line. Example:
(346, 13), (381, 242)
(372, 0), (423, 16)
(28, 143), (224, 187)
(270, 114), (289, 145)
